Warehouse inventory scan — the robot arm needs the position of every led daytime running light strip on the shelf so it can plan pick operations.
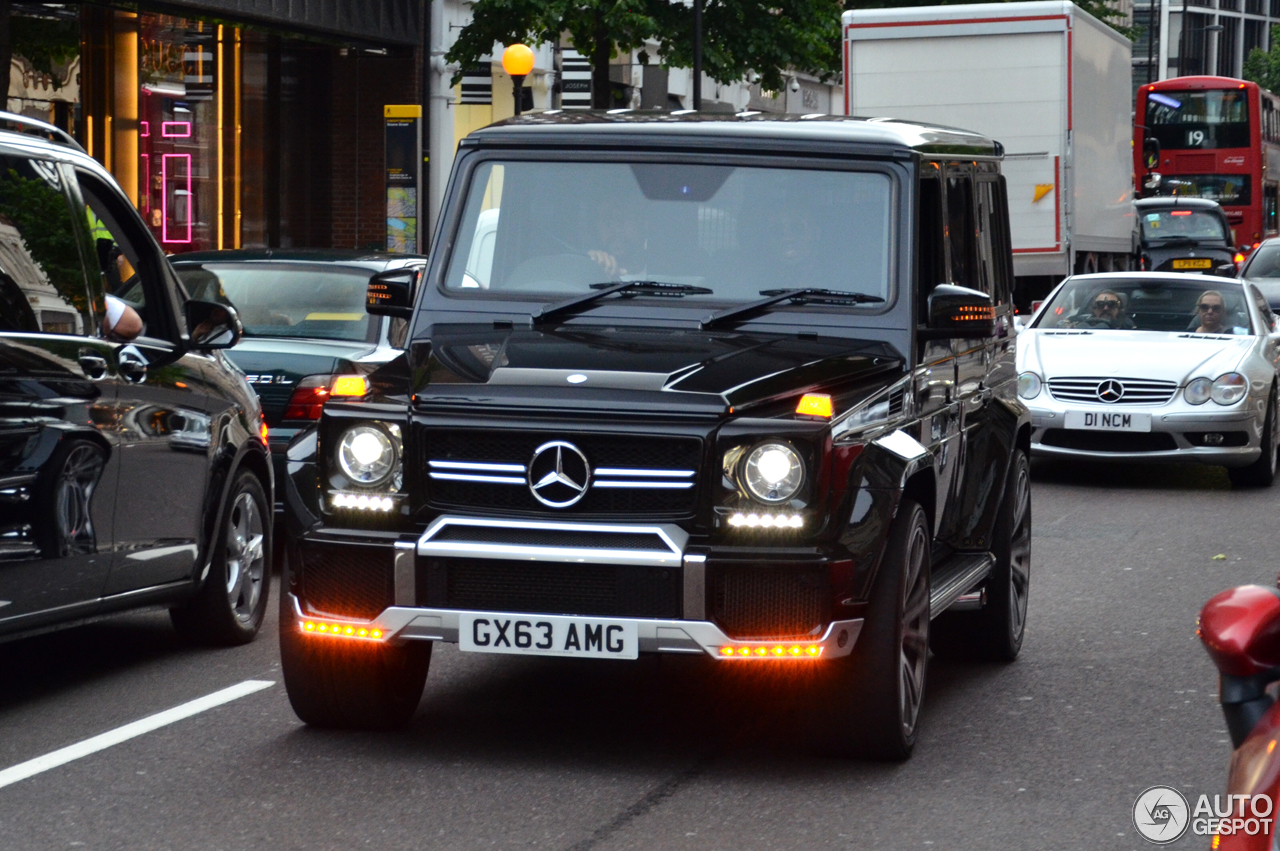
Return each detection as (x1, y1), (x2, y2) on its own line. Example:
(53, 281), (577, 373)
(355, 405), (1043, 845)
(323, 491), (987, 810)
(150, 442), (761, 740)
(728, 512), (803, 528)
(719, 645), (822, 658)
(302, 620), (384, 640)
(331, 492), (397, 511)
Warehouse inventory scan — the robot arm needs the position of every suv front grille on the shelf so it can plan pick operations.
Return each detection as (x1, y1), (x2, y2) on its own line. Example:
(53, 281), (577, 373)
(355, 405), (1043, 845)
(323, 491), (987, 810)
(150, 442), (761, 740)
(1047, 377), (1177, 405)
(420, 558), (681, 618)
(710, 563), (828, 639)
(420, 430), (703, 517)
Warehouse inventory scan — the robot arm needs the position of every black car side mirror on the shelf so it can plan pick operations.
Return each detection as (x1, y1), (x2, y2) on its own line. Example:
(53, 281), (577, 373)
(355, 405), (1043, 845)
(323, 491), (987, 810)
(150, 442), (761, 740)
(366, 268), (418, 319)
(921, 284), (996, 340)
(185, 299), (243, 349)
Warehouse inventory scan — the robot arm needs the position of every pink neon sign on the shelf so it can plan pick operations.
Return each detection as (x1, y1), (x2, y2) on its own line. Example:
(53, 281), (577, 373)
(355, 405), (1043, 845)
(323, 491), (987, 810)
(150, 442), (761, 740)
(161, 154), (192, 244)
(140, 120), (150, 138)
(140, 153), (150, 212)
(160, 121), (191, 138)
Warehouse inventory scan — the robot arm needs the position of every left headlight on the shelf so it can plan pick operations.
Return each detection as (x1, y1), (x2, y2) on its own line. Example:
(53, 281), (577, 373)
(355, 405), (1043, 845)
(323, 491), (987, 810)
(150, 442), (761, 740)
(1017, 372), (1042, 400)
(337, 424), (398, 486)
(742, 442), (804, 504)
(1211, 373), (1249, 405)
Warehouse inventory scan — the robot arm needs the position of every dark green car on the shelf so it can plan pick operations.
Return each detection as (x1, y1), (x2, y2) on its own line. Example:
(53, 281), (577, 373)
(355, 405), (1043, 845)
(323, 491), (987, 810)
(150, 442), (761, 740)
(170, 250), (427, 513)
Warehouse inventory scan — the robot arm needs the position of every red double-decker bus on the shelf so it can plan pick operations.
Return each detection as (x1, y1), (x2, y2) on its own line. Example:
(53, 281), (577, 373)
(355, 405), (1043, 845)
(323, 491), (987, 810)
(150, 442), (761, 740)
(1134, 76), (1280, 257)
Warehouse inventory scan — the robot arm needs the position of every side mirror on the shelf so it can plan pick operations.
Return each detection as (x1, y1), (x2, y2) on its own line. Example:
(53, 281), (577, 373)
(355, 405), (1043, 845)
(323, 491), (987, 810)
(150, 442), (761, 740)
(185, 299), (243, 349)
(1200, 585), (1280, 747)
(922, 284), (995, 339)
(366, 268), (418, 319)
(1143, 171), (1163, 192)
(1143, 137), (1161, 171)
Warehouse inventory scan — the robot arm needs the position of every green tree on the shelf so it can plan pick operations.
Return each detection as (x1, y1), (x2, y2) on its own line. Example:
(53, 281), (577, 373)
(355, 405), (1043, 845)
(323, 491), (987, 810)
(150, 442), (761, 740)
(446, 0), (843, 108)
(1244, 26), (1280, 93)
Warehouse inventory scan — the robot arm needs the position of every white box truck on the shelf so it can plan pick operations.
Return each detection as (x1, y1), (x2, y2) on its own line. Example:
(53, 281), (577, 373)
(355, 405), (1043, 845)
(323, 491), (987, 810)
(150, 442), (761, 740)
(842, 1), (1134, 302)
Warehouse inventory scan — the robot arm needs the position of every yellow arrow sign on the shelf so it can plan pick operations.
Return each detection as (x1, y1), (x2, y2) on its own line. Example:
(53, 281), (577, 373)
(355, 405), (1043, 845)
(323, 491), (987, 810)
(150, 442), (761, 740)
(1033, 183), (1055, 203)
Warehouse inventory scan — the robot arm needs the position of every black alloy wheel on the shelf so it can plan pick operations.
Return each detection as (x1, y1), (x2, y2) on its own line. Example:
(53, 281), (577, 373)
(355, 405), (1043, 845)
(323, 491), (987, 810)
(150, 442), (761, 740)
(932, 448), (1032, 661)
(170, 470), (271, 645)
(279, 547), (432, 730)
(816, 498), (931, 761)
(1228, 387), (1278, 488)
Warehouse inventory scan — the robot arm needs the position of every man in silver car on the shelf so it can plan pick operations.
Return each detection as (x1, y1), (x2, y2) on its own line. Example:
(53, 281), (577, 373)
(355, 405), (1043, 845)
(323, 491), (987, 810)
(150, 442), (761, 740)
(1068, 288), (1136, 329)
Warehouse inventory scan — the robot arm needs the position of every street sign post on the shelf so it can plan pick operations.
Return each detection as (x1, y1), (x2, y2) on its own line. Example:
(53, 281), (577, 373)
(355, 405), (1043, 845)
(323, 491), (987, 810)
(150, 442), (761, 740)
(384, 104), (422, 254)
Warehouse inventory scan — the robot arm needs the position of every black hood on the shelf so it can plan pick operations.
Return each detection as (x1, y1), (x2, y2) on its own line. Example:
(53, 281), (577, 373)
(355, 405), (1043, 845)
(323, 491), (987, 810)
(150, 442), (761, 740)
(407, 325), (903, 417)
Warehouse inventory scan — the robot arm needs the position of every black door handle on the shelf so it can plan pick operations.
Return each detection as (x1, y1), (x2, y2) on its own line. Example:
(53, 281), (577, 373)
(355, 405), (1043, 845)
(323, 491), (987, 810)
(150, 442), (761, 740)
(77, 352), (107, 379)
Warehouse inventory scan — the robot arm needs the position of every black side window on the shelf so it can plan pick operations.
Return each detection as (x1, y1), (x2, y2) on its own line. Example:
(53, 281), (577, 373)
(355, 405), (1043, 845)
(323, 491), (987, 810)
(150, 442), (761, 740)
(1251, 285), (1275, 331)
(978, 177), (1014, 307)
(917, 168), (945, 320)
(945, 166), (978, 291)
(0, 156), (94, 335)
(74, 171), (173, 341)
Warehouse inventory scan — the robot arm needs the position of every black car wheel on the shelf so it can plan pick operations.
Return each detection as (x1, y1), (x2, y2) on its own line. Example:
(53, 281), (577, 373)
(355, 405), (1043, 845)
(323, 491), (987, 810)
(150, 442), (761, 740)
(932, 449), (1032, 661)
(1228, 386), (1278, 488)
(816, 498), (930, 761)
(170, 470), (270, 645)
(279, 550), (431, 730)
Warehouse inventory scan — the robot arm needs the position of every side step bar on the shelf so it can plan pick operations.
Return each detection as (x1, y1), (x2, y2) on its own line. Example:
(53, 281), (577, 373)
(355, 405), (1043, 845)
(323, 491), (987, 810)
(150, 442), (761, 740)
(929, 552), (994, 618)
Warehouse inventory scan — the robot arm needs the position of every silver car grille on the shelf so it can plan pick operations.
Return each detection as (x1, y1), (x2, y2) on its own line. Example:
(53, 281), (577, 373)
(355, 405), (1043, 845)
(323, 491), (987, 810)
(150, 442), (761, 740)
(1047, 377), (1178, 405)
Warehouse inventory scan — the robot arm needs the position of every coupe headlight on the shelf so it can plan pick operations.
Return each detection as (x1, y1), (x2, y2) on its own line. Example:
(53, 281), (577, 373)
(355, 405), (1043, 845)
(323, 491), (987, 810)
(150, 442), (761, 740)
(742, 442), (804, 504)
(1017, 372), (1042, 400)
(1185, 377), (1212, 405)
(1212, 373), (1249, 405)
(337, 424), (397, 486)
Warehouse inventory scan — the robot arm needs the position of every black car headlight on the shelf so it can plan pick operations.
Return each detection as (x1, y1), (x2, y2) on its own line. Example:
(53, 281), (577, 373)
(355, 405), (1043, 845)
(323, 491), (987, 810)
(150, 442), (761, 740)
(334, 422), (402, 488)
(742, 442), (804, 504)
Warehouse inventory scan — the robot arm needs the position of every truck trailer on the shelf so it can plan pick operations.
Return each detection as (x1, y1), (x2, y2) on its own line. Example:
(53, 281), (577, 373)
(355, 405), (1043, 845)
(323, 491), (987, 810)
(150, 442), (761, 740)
(842, 0), (1135, 304)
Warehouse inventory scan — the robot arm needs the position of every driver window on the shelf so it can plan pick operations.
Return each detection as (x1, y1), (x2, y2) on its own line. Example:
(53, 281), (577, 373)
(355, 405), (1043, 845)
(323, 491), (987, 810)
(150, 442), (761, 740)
(1251, 286), (1276, 331)
(74, 171), (167, 341)
(462, 165), (503, 289)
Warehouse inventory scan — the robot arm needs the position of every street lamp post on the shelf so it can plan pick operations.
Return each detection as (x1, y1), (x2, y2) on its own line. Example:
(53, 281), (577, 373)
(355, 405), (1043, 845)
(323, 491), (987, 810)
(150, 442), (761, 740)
(502, 43), (535, 116)
(1205, 22), (1224, 75)
(693, 0), (702, 110)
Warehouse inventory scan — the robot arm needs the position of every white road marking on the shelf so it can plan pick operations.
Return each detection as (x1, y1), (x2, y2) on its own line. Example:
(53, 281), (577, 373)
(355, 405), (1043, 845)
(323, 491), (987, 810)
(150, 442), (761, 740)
(0, 679), (274, 790)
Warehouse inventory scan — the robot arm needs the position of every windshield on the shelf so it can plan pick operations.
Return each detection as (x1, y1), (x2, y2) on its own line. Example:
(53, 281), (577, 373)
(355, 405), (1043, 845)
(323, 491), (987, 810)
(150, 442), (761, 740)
(442, 160), (895, 305)
(1157, 174), (1251, 207)
(176, 263), (376, 341)
(1145, 89), (1251, 150)
(1139, 209), (1228, 242)
(1245, 244), (1280, 279)
(1034, 277), (1252, 334)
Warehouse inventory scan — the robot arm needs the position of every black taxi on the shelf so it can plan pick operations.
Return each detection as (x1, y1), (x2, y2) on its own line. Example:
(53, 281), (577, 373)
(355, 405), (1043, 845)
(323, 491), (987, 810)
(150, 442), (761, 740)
(0, 113), (272, 647)
(279, 112), (1032, 760)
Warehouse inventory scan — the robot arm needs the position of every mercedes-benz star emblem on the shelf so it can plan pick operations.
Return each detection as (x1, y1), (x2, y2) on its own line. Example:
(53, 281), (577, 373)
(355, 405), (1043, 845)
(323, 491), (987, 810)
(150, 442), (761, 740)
(1096, 379), (1125, 403)
(528, 441), (590, 508)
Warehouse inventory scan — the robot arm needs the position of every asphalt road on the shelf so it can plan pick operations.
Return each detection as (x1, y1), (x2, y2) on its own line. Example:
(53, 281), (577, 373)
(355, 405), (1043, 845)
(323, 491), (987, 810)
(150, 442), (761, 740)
(0, 458), (1273, 850)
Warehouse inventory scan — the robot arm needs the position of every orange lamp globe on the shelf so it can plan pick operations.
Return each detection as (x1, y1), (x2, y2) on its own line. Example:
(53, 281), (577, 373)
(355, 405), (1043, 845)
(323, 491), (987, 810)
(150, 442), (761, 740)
(502, 44), (535, 77)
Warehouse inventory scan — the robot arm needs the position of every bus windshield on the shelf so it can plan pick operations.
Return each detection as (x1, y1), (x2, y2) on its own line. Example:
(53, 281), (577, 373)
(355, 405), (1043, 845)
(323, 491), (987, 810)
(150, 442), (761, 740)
(1145, 89), (1251, 150)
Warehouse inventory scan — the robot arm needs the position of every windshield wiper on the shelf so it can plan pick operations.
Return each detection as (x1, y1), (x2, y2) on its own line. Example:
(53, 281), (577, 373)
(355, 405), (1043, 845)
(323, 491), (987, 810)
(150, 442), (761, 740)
(533, 281), (714, 326)
(701, 288), (885, 329)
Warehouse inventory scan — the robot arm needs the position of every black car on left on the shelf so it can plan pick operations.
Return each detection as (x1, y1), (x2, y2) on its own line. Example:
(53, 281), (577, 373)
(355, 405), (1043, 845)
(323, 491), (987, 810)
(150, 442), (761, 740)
(0, 113), (272, 646)
(167, 250), (427, 511)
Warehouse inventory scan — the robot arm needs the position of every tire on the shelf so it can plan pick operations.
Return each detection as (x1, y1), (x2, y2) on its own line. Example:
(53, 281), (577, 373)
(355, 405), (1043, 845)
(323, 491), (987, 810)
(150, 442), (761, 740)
(279, 550), (431, 730)
(1228, 387), (1278, 488)
(170, 470), (270, 646)
(931, 449), (1032, 661)
(816, 499), (930, 761)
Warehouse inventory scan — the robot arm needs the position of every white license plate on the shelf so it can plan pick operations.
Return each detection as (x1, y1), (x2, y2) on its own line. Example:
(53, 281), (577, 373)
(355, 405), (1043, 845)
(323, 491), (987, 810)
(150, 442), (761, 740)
(1063, 411), (1152, 432)
(459, 613), (638, 660)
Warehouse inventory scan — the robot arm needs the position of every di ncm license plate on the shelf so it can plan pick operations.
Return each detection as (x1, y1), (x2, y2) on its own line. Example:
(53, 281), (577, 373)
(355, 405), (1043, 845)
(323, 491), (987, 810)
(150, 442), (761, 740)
(459, 613), (639, 660)
(1064, 411), (1152, 432)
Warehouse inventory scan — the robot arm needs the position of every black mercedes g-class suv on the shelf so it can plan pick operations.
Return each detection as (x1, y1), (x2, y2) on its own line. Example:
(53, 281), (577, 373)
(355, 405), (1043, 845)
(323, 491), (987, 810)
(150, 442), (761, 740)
(279, 112), (1031, 760)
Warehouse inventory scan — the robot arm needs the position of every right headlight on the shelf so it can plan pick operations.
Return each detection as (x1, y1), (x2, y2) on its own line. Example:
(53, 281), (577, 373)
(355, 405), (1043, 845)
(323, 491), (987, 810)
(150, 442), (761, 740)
(1211, 373), (1249, 405)
(337, 424), (398, 486)
(742, 442), (805, 504)
(1017, 372), (1042, 400)
(1185, 377), (1212, 405)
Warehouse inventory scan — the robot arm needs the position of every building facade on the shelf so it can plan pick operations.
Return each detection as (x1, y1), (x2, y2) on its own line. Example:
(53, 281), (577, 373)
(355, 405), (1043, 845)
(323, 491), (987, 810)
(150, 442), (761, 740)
(1134, 0), (1278, 92)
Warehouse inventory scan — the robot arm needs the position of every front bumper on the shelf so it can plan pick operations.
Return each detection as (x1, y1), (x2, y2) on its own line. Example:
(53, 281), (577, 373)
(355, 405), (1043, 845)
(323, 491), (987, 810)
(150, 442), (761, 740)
(1027, 400), (1262, 466)
(287, 594), (862, 659)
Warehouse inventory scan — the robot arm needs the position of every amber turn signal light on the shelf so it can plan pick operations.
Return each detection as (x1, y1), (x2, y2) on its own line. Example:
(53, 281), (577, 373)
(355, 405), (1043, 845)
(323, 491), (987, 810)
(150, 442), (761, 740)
(718, 644), (822, 658)
(796, 393), (833, 418)
(302, 620), (384, 640)
(331, 375), (369, 397)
